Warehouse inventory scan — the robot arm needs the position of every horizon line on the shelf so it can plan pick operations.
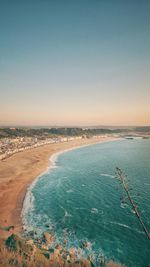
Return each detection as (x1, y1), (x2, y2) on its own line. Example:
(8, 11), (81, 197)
(0, 124), (150, 129)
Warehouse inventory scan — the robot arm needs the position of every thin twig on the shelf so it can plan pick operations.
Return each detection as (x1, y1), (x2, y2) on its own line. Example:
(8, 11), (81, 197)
(116, 167), (150, 239)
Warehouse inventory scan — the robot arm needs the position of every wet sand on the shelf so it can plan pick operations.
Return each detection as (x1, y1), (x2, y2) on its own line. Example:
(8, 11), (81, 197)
(0, 136), (117, 238)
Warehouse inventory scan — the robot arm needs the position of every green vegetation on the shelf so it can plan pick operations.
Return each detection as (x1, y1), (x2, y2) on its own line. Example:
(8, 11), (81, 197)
(0, 126), (149, 139)
(0, 127), (129, 139)
(0, 233), (126, 267)
(134, 126), (150, 132)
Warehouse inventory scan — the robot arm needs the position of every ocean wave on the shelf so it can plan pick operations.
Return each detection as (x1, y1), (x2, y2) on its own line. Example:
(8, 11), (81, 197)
(66, 189), (74, 193)
(60, 206), (72, 221)
(100, 173), (115, 178)
(22, 141), (119, 232)
(75, 207), (86, 210)
(91, 208), (99, 214)
(61, 210), (72, 223)
(64, 211), (72, 217)
(110, 221), (132, 230)
(21, 149), (70, 230)
(120, 203), (128, 209)
(109, 221), (145, 236)
(21, 182), (36, 230)
(144, 183), (150, 186)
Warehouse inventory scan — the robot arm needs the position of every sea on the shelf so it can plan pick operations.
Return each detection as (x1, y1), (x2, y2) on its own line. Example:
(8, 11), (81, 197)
(22, 138), (150, 267)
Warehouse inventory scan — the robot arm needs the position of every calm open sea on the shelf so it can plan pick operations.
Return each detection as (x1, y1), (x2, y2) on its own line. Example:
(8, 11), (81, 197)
(22, 139), (150, 267)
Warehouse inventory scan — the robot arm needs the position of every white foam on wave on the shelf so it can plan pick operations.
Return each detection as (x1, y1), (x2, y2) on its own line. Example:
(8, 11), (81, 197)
(66, 189), (74, 193)
(110, 221), (132, 230)
(21, 150), (66, 229)
(22, 138), (121, 231)
(120, 203), (128, 209)
(21, 168), (54, 230)
(91, 208), (98, 214)
(21, 145), (90, 229)
(100, 173), (115, 178)
(21, 180), (36, 230)
(75, 207), (86, 210)
(64, 211), (72, 218)
(110, 221), (145, 236)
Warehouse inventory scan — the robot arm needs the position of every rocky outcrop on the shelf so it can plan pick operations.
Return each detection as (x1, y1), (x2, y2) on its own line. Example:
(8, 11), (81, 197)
(5, 234), (34, 256)
(43, 232), (54, 245)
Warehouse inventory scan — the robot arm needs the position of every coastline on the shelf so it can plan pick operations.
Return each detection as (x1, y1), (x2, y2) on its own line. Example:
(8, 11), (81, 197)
(0, 136), (118, 238)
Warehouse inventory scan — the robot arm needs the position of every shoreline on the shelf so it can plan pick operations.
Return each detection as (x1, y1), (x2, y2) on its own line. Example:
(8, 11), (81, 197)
(0, 136), (119, 238)
(21, 137), (121, 230)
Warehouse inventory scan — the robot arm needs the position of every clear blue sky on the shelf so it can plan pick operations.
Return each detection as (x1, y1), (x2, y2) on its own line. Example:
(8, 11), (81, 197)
(0, 0), (150, 126)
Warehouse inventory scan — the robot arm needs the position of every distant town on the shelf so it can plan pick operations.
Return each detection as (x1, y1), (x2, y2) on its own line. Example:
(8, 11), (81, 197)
(0, 126), (150, 160)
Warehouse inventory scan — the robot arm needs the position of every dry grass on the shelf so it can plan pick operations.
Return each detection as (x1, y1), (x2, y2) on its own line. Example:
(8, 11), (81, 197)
(0, 239), (55, 267)
(0, 239), (90, 267)
(106, 261), (126, 267)
(0, 239), (126, 267)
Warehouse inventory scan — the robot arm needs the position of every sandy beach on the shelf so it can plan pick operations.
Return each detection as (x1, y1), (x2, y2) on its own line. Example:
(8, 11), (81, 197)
(0, 136), (117, 238)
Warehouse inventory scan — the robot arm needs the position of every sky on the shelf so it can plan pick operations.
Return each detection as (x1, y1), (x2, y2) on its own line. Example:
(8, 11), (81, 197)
(0, 0), (150, 127)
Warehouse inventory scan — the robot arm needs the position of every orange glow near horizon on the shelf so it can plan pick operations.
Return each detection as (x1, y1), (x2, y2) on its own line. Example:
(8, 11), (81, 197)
(1, 101), (150, 126)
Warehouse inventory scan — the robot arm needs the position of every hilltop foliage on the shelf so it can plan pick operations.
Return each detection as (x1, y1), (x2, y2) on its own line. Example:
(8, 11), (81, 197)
(0, 127), (130, 139)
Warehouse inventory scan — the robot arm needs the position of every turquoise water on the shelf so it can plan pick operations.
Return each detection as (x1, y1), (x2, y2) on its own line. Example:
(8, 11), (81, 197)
(23, 139), (150, 266)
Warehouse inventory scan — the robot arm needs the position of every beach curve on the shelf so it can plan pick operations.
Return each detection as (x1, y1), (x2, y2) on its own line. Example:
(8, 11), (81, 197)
(0, 136), (118, 238)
